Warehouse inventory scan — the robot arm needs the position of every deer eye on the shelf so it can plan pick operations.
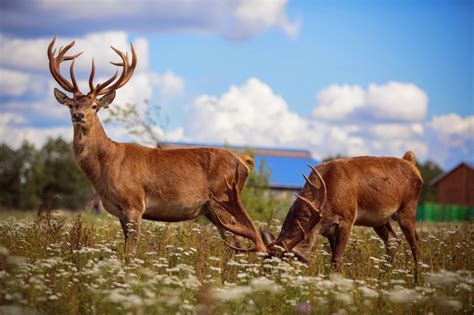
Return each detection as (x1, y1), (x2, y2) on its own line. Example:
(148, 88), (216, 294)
(92, 105), (97, 110)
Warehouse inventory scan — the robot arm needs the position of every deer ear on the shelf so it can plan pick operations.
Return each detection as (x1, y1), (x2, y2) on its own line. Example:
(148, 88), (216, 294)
(54, 88), (73, 106)
(97, 91), (116, 109)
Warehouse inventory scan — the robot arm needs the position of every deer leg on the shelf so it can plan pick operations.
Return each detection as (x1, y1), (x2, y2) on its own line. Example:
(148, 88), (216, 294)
(328, 234), (337, 254)
(395, 203), (419, 282)
(331, 221), (352, 272)
(119, 210), (142, 255)
(373, 222), (401, 262)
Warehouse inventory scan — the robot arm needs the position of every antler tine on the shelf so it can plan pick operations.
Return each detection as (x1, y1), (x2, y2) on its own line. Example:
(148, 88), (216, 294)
(221, 238), (257, 253)
(69, 59), (79, 92)
(212, 209), (257, 253)
(303, 173), (319, 190)
(48, 38), (72, 92)
(93, 43), (137, 96)
(305, 164), (327, 209)
(63, 51), (83, 61)
(306, 163), (327, 208)
(294, 193), (320, 215)
(88, 58), (95, 92)
(47, 37), (83, 95)
(224, 177), (233, 190)
(296, 219), (307, 240)
(93, 69), (119, 93)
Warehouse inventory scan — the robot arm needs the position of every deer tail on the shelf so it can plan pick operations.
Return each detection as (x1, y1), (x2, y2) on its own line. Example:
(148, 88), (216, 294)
(402, 151), (416, 165)
(238, 155), (254, 171)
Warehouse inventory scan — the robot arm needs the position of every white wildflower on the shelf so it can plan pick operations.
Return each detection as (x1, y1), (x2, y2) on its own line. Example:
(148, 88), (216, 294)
(212, 286), (252, 301)
(359, 286), (379, 298)
(251, 277), (280, 293)
(334, 292), (353, 305)
(385, 288), (421, 304)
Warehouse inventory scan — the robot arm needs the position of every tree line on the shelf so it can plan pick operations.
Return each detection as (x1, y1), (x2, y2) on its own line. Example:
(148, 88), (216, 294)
(0, 138), (92, 211)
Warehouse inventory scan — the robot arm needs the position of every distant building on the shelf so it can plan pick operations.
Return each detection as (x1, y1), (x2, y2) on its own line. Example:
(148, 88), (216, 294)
(431, 162), (474, 207)
(161, 142), (319, 191)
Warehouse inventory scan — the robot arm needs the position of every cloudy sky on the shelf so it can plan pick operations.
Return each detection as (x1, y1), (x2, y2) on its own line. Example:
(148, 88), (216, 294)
(0, 0), (472, 169)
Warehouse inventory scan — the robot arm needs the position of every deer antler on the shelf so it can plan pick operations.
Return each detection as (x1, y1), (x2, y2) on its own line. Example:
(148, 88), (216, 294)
(212, 210), (257, 252)
(89, 44), (137, 96)
(294, 164), (326, 215)
(47, 37), (83, 96)
(209, 165), (263, 253)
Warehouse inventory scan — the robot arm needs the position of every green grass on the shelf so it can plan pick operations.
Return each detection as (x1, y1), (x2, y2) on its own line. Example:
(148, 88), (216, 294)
(0, 211), (472, 314)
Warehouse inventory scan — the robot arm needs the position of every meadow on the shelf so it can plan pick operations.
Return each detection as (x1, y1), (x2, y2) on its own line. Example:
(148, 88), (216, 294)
(0, 211), (472, 314)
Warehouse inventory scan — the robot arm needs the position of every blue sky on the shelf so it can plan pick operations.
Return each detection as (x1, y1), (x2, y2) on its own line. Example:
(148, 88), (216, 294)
(0, 0), (472, 169)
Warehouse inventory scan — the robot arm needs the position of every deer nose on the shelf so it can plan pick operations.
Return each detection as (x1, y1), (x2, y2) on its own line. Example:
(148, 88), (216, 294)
(72, 112), (85, 120)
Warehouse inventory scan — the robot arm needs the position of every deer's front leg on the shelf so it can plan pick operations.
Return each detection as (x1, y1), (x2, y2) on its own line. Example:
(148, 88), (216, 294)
(331, 220), (352, 272)
(119, 209), (143, 255)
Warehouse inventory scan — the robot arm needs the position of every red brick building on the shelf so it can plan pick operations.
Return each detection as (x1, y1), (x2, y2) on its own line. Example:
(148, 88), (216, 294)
(431, 163), (474, 207)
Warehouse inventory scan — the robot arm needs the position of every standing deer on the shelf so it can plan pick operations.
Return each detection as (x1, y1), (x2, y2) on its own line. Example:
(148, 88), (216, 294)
(263, 151), (423, 279)
(47, 37), (266, 254)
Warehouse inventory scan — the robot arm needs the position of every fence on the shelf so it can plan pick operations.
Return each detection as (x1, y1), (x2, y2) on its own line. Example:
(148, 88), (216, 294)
(416, 202), (474, 222)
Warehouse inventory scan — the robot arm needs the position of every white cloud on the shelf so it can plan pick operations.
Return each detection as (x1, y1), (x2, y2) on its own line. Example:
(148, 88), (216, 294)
(151, 71), (185, 101)
(366, 82), (428, 121)
(185, 78), (307, 146)
(0, 112), (71, 148)
(176, 78), (436, 162)
(0, 32), (148, 74)
(368, 123), (424, 140)
(0, 112), (26, 125)
(429, 114), (474, 150)
(230, 0), (300, 39)
(312, 81), (428, 122)
(312, 84), (366, 120)
(3, 0), (300, 40)
(0, 68), (46, 96)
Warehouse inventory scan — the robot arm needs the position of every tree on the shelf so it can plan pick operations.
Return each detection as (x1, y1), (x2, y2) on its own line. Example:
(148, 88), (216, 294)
(40, 137), (93, 209)
(16, 141), (43, 210)
(416, 160), (443, 203)
(104, 100), (165, 146)
(0, 144), (21, 209)
(322, 154), (347, 162)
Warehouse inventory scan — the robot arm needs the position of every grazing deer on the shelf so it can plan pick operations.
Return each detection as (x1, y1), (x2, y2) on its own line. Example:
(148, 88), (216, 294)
(263, 151), (423, 279)
(47, 37), (266, 254)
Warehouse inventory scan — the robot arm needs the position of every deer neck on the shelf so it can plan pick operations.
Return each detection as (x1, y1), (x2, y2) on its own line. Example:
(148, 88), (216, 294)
(72, 117), (114, 182)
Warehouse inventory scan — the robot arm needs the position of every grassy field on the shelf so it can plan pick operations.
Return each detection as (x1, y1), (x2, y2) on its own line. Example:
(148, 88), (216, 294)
(0, 211), (472, 314)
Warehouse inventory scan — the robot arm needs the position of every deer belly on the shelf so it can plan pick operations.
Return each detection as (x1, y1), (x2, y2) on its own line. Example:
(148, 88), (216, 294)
(354, 207), (398, 226)
(143, 197), (206, 222)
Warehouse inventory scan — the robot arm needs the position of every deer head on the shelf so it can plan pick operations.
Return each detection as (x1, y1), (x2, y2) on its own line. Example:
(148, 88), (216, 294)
(209, 165), (268, 253)
(47, 37), (137, 129)
(263, 164), (327, 259)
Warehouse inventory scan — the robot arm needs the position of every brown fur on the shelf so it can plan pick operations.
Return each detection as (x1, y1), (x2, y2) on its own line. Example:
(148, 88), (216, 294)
(267, 152), (423, 278)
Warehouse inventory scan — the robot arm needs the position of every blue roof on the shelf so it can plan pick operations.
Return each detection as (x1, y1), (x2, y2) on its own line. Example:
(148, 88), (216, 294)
(160, 141), (319, 189)
(254, 155), (319, 189)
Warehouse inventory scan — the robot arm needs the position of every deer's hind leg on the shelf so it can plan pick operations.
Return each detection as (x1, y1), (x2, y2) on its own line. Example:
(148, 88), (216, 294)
(373, 222), (401, 262)
(394, 201), (419, 282)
